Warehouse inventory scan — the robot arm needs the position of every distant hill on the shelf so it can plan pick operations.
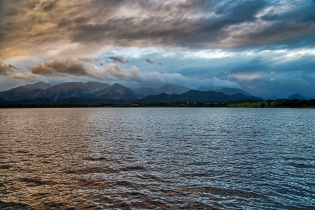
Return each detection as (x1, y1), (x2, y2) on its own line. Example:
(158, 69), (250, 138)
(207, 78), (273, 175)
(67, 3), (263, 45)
(0, 82), (138, 101)
(0, 82), (110, 101)
(216, 88), (252, 96)
(133, 84), (190, 97)
(0, 82), (263, 103)
(133, 87), (158, 97)
(156, 84), (190, 95)
(287, 93), (306, 100)
(15, 82), (52, 91)
(85, 81), (111, 92)
(0, 82), (52, 101)
(27, 82), (111, 101)
(135, 90), (262, 104)
(92, 83), (140, 101)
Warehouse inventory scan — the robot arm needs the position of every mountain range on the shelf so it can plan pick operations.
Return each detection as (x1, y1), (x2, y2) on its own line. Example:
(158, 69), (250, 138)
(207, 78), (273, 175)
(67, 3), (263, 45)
(135, 90), (261, 104)
(215, 88), (252, 96)
(0, 81), (267, 104)
(133, 84), (190, 97)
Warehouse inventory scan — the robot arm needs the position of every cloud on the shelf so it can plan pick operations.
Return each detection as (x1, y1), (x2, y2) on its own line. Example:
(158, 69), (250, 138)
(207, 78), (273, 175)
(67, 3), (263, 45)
(141, 73), (240, 89)
(10, 73), (37, 80)
(1, 0), (315, 60)
(38, 0), (58, 12)
(21, 58), (240, 89)
(110, 66), (241, 89)
(227, 72), (263, 81)
(145, 59), (155, 64)
(29, 58), (101, 78)
(109, 56), (129, 64)
(0, 61), (18, 75)
(145, 59), (164, 66)
(105, 63), (142, 81)
(26, 58), (149, 82)
(78, 57), (100, 63)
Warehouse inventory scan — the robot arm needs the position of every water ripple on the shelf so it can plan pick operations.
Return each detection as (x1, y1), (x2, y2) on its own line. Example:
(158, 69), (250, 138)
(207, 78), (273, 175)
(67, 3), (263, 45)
(1, 108), (315, 209)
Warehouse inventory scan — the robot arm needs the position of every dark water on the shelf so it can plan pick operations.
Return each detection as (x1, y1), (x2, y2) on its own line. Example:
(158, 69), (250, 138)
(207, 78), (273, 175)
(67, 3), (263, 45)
(0, 108), (314, 209)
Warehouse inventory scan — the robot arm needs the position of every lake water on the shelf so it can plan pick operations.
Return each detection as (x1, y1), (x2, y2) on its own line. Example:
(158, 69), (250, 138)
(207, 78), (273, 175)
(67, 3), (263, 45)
(0, 108), (314, 209)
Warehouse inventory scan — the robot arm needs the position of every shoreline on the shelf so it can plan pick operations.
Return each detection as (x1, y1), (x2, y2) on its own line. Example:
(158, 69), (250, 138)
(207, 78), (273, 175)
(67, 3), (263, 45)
(1, 98), (315, 109)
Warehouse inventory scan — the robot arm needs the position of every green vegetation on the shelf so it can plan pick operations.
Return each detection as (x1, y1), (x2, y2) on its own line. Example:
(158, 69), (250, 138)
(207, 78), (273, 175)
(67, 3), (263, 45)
(1, 98), (315, 108)
(227, 99), (315, 108)
(133, 99), (315, 108)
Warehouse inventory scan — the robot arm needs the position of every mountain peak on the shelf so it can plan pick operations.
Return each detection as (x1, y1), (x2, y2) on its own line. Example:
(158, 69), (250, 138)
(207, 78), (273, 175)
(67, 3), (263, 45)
(215, 87), (252, 96)
(110, 83), (131, 91)
(157, 84), (189, 95)
(7, 82), (52, 92)
(112, 83), (123, 87)
(135, 89), (262, 104)
(0, 82), (52, 101)
(287, 93), (305, 100)
(92, 83), (139, 101)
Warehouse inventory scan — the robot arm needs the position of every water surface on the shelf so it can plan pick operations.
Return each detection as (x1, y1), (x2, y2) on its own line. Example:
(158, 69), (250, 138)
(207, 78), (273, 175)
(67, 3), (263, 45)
(0, 108), (314, 209)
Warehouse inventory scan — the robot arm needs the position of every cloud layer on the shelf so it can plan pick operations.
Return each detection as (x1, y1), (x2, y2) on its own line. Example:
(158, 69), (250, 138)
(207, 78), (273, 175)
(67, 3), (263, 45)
(23, 58), (238, 89)
(1, 0), (315, 59)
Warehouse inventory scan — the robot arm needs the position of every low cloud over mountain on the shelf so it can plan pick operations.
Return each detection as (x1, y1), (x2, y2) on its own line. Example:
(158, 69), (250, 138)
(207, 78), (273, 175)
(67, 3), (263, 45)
(20, 58), (240, 90)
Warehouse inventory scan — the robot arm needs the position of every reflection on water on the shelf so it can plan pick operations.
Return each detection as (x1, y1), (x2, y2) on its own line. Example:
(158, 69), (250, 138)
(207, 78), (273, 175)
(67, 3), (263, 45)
(0, 108), (315, 209)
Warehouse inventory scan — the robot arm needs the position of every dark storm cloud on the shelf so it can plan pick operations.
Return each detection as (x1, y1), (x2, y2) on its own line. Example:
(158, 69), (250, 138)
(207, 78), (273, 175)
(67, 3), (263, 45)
(241, 1), (315, 48)
(145, 59), (155, 64)
(185, 0), (269, 47)
(1, 0), (315, 59)
(109, 56), (129, 64)
(66, 0), (314, 49)
(261, 1), (315, 23)
(223, 52), (315, 98)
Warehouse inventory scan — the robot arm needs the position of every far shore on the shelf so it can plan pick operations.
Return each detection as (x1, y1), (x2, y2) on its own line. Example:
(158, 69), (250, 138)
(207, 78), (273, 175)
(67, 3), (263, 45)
(1, 99), (315, 109)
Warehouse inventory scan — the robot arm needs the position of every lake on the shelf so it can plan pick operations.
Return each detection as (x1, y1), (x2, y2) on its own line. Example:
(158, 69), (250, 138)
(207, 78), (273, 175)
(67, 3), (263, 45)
(0, 108), (314, 209)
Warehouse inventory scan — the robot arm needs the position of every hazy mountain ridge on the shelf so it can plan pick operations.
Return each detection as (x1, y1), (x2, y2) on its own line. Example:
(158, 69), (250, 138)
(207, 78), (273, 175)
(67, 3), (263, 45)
(1, 81), (262, 103)
(31, 82), (105, 100)
(156, 84), (190, 95)
(133, 87), (158, 97)
(0, 82), (52, 101)
(135, 90), (262, 104)
(287, 93), (305, 100)
(93, 83), (140, 101)
(215, 88), (252, 96)
(133, 84), (190, 97)
(0, 82), (112, 101)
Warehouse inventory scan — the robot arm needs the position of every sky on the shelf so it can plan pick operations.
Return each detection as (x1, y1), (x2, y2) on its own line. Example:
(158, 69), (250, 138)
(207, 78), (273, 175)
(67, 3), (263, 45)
(0, 0), (315, 99)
